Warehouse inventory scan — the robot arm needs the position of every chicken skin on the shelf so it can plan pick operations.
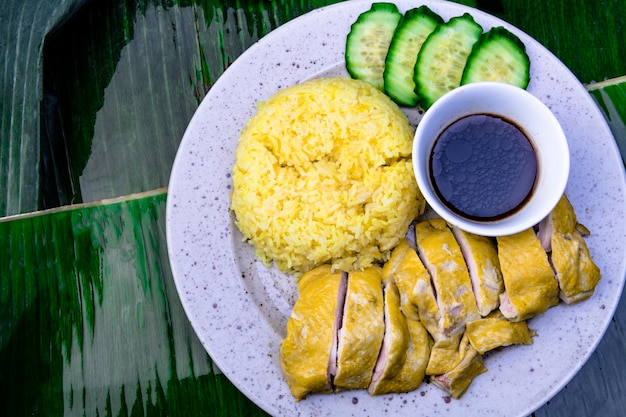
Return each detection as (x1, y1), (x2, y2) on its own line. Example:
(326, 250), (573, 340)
(383, 236), (458, 375)
(367, 281), (409, 394)
(536, 195), (601, 303)
(368, 280), (431, 395)
(333, 267), (385, 390)
(431, 334), (487, 399)
(415, 219), (481, 336)
(497, 228), (559, 322)
(465, 311), (533, 354)
(382, 238), (434, 324)
(415, 219), (480, 374)
(279, 265), (344, 400)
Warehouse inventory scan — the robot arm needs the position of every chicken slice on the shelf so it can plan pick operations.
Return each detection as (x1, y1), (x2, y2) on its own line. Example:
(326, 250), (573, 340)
(411, 260), (442, 341)
(334, 267), (385, 390)
(431, 334), (487, 399)
(368, 280), (409, 394)
(415, 219), (481, 337)
(382, 238), (448, 374)
(279, 265), (344, 400)
(465, 312), (534, 354)
(426, 334), (464, 376)
(383, 238), (448, 375)
(557, 235), (602, 304)
(452, 227), (504, 316)
(369, 286), (431, 395)
(536, 195), (601, 304)
(414, 219), (481, 375)
(497, 228), (559, 321)
(382, 238), (428, 322)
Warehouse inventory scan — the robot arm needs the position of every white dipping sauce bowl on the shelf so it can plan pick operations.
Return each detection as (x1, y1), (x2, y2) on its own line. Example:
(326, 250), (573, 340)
(413, 82), (570, 237)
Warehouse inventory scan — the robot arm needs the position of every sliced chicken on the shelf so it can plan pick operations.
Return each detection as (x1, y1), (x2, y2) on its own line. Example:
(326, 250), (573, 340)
(382, 238), (431, 322)
(368, 281), (410, 394)
(333, 267), (385, 390)
(415, 219), (481, 375)
(536, 195), (601, 304)
(497, 228), (559, 321)
(369, 310), (431, 394)
(279, 265), (345, 400)
(452, 227), (504, 316)
(382, 237), (451, 375)
(280, 197), (601, 401)
(411, 262), (441, 342)
(426, 334), (464, 376)
(465, 312), (534, 354)
(431, 334), (487, 399)
(388, 317), (430, 392)
(383, 238), (448, 375)
(415, 219), (480, 337)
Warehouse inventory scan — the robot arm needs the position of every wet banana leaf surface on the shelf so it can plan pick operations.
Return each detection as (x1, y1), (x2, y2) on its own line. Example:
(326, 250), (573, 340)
(0, 190), (269, 417)
(2, 0), (626, 416)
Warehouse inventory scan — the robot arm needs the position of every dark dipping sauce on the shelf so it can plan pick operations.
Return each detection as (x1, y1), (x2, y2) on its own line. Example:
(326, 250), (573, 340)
(429, 114), (537, 221)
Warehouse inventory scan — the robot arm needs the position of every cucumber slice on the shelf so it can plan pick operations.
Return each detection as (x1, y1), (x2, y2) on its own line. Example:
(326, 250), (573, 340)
(414, 13), (483, 109)
(461, 26), (530, 89)
(345, 3), (402, 91)
(383, 6), (443, 107)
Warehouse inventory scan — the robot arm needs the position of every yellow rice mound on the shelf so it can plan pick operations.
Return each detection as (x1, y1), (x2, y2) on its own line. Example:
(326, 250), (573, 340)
(230, 77), (425, 275)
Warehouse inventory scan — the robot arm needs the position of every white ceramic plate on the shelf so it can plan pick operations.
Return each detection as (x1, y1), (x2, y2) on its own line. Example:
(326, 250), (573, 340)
(166, 1), (626, 416)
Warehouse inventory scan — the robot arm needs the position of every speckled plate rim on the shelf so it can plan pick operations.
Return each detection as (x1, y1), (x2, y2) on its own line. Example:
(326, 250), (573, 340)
(165, 1), (626, 416)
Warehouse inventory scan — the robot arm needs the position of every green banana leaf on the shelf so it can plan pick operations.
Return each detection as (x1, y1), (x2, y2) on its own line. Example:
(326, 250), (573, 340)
(0, 189), (268, 417)
(1, 0), (89, 216)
